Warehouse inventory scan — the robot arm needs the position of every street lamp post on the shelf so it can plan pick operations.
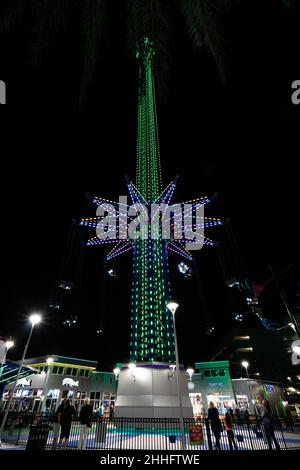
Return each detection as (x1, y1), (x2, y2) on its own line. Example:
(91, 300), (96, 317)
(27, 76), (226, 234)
(40, 357), (53, 412)
(167, 301), (185, 450)
(0, 339), (14, 383)
(113, 367), (120, 381)
(0, 314), (42, 446)
(241, 361), (257, 417)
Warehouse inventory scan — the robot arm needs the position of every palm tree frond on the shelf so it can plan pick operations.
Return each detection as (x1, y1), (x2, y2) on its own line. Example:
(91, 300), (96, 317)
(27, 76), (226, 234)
(280, 0), (295, 9)
(32, 0), (74, 66)
(126, 0), (173, 98)
(181, 0), (231, 81)
(0, 0), (28, 33)
(79, 0), (108, 106)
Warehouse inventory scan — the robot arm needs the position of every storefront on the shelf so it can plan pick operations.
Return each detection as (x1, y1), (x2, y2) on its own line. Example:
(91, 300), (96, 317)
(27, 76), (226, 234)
(232, 378), (290, 418)
(189, 361), (236, 416)
(1, 355), (117, 415)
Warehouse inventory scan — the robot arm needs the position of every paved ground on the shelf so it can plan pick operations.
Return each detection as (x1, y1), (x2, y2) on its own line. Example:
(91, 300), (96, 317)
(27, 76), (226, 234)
(0, 442), (25, 450)
(1, 424), (300, 451)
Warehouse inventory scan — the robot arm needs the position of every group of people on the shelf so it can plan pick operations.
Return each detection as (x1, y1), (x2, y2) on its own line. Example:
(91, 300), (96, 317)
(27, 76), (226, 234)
(51, 397), (115, 450)
(207, 399), (281, 451)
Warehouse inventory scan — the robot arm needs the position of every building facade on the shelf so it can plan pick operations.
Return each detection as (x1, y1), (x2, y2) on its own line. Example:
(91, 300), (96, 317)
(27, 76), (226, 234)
(1, 355), (290, 419)
(189, 361), (236, 416)
(232, 378), (289, 418)
(1, 355), (117, 416)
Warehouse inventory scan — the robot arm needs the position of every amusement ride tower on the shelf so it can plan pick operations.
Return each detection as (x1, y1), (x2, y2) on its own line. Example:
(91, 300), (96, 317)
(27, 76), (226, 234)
(80, 38), (221, 418)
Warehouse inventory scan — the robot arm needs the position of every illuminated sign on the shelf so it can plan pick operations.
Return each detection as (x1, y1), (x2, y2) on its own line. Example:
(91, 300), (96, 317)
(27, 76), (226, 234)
(62, 378), (79, 388)
(189, 425), (204, 445)
(17, 378), (32, 387)
(264, 384), (275, 393)
(208, 382), (224, 388)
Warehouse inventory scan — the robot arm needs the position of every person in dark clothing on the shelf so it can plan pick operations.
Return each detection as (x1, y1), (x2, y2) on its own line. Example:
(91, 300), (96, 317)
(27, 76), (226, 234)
(51, 397), (67, 450)
(224, 412), (238, 450)
(244, 408), (250, 427)
(235, 407), (242, 423)
(109, 402), (115, 420)
(208, 402), (222, 450)
(57, 399), (75, 448)
(261, 399), (280, 450)
(78, 399), (93, 449)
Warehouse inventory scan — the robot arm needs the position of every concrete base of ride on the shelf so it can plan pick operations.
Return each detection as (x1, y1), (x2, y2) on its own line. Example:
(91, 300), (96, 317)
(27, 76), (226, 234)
(114, 362), (194, 419)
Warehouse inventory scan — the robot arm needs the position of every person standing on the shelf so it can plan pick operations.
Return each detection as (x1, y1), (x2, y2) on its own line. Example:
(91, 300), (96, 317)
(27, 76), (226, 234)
(261, 399), (280, 450)
(97, 401), (104, 418)
(244, 408), (250, 427)
(51, 397), (67, 450)
(78, 399), (93, 450)
(208, 402), (222, 450)
(95, 402), (106, 443)
(224, 412), (238, 450)
(109, 402), (115, 420)
(58, 399), (75, 448)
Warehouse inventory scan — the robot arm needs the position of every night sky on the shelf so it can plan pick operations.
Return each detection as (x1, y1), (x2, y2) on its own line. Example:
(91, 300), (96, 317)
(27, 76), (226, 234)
(0, 1), (299, 373)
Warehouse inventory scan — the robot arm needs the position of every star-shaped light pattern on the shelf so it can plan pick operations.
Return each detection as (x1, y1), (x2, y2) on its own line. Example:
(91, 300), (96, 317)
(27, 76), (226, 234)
(80, 37), (222, 363)
(80, 182), (221, 362)
(80, 186), (221, 262)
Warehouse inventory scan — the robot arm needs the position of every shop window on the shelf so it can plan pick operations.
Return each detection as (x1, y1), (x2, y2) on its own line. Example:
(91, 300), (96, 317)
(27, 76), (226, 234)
(90, 392), (95, 399)
(53, 366), (64, 375)
(84, 370), (89, 378)
(66, 368), (72, 375)
(79, 369), (85, 377)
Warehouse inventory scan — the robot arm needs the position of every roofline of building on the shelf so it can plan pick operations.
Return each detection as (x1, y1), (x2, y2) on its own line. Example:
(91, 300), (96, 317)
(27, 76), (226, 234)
(20, 355), (98, 368)
(232, 378), (283, 385)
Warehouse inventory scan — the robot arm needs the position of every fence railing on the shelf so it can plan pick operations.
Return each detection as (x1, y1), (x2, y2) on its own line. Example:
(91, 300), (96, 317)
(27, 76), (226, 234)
(1, 412), (300, 451)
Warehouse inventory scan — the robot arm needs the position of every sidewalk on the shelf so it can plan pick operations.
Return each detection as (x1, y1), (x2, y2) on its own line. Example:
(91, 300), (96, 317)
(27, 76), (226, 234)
(0, 442), (25, 450)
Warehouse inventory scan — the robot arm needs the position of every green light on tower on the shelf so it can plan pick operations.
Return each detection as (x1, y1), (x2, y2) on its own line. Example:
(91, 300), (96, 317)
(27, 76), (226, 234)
(130, 37), (175, 363)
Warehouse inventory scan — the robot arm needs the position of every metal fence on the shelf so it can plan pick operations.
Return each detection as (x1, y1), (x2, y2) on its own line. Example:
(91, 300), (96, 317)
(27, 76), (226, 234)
(1, 412), (300, 451)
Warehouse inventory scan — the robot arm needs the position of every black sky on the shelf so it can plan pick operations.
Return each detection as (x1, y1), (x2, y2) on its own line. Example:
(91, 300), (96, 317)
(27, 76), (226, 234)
(0, 1), (299, 372)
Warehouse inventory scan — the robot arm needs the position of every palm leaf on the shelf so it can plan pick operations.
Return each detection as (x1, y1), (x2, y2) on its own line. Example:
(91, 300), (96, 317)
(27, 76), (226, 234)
(181, 0), (231, 81)
(126, 0), (173, 98)
(32, 0), (75, 66)
(79, 0), (108, 106)
(0, 0), (29, 33)
(280, 0), (295, 8)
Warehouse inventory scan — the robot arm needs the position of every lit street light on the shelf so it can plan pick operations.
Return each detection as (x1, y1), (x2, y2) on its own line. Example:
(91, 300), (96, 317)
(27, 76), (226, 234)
(113, 367), (120, 381)
(241, 360), (257, 416)
(186, 368), (194, 381)
(40, 357), (53, 412)
(0, 314), (42, 446)
(167, 301), (185, 450)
